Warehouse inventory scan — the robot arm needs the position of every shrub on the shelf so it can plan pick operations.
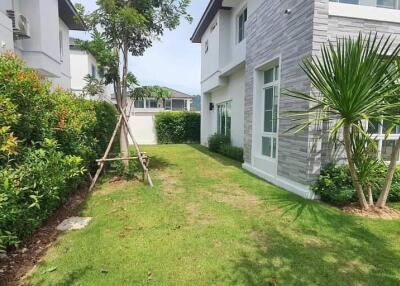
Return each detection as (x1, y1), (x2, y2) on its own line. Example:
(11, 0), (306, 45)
(207, 133), (244, 162)
(111, 151), (140, 180)
(219, 144), (244, 163)
(0, 139), (84, 251)
(312, 163), (400, 206)
(208, 133), (231, 152)
(0, 53), (118, 251)
(155, 111), (200, 144)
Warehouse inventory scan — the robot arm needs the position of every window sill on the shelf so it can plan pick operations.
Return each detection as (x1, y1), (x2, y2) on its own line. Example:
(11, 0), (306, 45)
(329, 2), (400, 24)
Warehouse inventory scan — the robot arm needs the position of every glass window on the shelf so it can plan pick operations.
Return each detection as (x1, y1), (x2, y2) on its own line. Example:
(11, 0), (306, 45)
(146, 99), (158, 108)
(91, 64), (96, 78)
(165, 99), (171, 110)
(261, 63), (279, 159)
(330, 0), (399, 9)
(134, 100), (144, 108)
(368, 119), (400, 161)
(217, 101), (231, 137)
(59, 31), (63, 61)
(382, 140), (397, 161)
(238, 8), (247, 43)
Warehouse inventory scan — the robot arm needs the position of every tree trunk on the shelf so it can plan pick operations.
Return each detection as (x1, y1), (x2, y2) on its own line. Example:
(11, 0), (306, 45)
(343, 123), (369, 209)
(376, 138), (400, 208)
(119, 44), (130, 166)
(367, 185), (374, 206)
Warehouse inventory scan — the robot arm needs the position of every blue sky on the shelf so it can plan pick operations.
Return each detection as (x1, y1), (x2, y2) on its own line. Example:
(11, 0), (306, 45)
(71, 0), (208, 95)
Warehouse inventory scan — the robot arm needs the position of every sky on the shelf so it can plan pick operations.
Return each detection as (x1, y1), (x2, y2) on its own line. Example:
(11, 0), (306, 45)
(71, 0), (209, 95)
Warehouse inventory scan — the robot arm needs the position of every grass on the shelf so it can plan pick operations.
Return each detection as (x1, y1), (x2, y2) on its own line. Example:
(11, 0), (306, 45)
(25, 145), (400, 285)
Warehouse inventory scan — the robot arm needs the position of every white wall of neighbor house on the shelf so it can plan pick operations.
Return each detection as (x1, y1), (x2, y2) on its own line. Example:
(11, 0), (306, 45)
(128, 112), (158, 145)
(201, 67), (245, 147)
(70, 49), (89, 93)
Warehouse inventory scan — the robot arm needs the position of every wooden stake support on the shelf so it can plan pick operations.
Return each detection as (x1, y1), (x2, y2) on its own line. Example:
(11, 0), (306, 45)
(88, 106), (154, 192)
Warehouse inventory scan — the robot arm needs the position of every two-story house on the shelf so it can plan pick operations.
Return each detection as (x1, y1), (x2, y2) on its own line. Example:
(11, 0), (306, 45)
(192, 0), (400, 198)
(0, 0), (85, 89)
(69, 37), (114, 100)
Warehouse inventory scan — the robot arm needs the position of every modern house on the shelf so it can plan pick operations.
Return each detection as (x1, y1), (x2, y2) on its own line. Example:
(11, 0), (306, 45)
(0, 0), (85, 89)
(128, 88), (193, 144)
(192, 0), (400, 198)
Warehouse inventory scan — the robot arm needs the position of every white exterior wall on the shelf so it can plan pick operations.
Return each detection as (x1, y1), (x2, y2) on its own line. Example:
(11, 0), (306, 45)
(70, 49), (89, 92)
(52, 19), (71, 88)
(201, 68), (245, 147)
(128, 111), (158, 145)
(0, 12), (13, 52)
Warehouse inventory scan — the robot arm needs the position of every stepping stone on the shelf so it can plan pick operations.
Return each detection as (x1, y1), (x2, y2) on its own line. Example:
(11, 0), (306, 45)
(56, 217), (92, 231)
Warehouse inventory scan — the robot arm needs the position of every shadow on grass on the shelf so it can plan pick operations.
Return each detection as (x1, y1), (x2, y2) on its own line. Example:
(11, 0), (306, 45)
(226, 194), (400, 285)
(148, 155), (174, 171)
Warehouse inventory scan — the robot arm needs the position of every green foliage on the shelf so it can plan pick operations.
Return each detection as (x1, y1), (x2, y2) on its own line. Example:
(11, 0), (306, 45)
(155, 112), (200, 144)
(0, 140), (84, 250)
(111, 151), (140, 180)
(0, 54), (118, 251)
(208, 133), (231, 152)
(208, 133), (243, 162)
(312, 163), (400, 206)
(219, 144), (244, 163)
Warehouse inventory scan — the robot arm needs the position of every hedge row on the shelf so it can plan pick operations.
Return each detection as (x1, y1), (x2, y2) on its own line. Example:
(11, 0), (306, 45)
(155, 111), (200, 144)
(0, 54), (118, 251)
(208, 133), (244, 162)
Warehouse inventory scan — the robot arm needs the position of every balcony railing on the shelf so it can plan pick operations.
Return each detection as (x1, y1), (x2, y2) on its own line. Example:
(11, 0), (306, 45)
(330, 0), (400, 10)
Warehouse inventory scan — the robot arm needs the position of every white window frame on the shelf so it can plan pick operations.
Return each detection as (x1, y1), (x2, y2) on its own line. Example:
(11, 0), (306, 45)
(261, 65), (280, 160)
(367, 120), (400, 162)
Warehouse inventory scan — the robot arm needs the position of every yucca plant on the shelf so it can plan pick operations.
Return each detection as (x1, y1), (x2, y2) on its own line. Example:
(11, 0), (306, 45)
(286, 33), (400, 209)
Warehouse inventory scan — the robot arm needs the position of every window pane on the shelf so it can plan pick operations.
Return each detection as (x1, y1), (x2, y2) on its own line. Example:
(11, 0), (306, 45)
(238, 14), (244, 42)
(264, 68), (274, 84)
(272, 138), (277, 158)
(368, 119), (381, 134)
(382, 140), (396, 161)
(262, 137), (272, 157)
(134, 100), (144, 108)
(377, 0), (397, 9)
(264, 87), (273, 132)
(226, 102), (232, 137)
(382, 120), (400, 134)
(273, 86), (278, 133)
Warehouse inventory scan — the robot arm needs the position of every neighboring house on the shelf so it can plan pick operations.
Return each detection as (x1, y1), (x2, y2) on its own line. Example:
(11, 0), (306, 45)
(128, 88), (193, 144)
(192, 0), (400, 198)
(69, 37), (113, 100)
(0, 0), (85, 89)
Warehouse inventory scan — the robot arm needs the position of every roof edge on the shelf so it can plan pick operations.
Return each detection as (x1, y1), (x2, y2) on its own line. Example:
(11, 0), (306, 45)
(190, 0), (222, 43)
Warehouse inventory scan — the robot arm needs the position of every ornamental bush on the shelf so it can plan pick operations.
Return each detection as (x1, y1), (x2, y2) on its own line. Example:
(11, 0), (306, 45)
(312, 163), (400, 206)
(0, 53), (118, 251)
(155, 111), (200, 144)
(208, 133), (244, 162)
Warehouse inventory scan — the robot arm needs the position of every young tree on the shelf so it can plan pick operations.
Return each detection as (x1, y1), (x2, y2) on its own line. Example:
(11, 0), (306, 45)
(286, 33), (400, 210)
(76, 0), (191, 162)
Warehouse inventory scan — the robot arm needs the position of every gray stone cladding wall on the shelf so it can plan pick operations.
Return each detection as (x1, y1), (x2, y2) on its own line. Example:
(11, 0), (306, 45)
(244, 0), (318, 185)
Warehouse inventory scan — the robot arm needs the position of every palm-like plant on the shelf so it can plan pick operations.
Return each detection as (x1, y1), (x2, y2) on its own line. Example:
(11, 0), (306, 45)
(286, 33), (400, 209)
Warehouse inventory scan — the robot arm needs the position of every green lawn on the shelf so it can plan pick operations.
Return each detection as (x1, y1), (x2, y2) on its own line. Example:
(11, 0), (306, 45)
(25, 145), (400, 285)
